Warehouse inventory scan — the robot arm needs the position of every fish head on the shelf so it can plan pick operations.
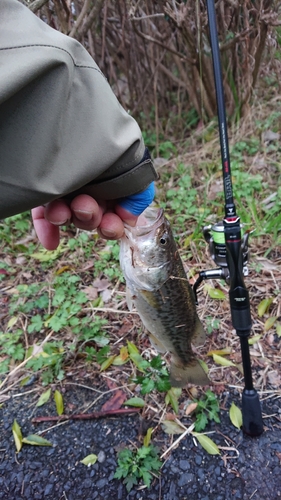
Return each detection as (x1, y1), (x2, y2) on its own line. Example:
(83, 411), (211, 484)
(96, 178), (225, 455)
(120, 206), (176, 291)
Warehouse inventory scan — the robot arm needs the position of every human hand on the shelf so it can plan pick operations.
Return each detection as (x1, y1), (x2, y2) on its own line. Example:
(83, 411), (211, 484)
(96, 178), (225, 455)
(31, 182), (155, 250)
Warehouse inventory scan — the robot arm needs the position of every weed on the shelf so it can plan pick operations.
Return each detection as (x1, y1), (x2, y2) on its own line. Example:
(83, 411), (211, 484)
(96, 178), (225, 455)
(0, 212), (33, 251)
(205, 317), (221, 335)
(193, 389), (220, 431)
(114, 445), (162, 492)
(0, 271), (109, 382)
(0, 330), (25, 373)
(93, 240), (123, 280)
(133, 355), (171, 394)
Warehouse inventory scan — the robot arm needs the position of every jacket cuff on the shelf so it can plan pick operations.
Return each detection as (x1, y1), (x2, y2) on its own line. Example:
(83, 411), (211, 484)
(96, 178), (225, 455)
(70, 149), (158, 200)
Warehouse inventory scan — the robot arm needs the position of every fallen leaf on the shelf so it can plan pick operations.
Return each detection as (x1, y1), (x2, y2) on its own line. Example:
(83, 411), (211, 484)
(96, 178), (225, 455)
(164, 413), (177, 421)
(123, 397), (145, 408)
(80, 454), (98, 466)
(101, 289), (112, 303)
(106, 379), (117, 390)
(268, 370), (281, 387)
(248, 335), (262, 345)
(92, 278), (110, 291)
(12, 420), (22, 452)
(262, 129), (280, 142)
(204, 285), (226, 300)
(143, 427), (153, 447)
(54, 390), (64, 416)
(55, 265), (72, 275)
(127, 341), (140, 355)
(193, 433), (220, 455)
(229, 402), (243, 429)
(207, 348), (232, 356)
(213, 354), (236, 367)
(101, 390), (127, 412)
(185, 402), (198, 416)
(264, 316), (277, 331)
(100, 355), (116, 371)
(22, 435), (52, 446)
(162, 420), (186, 435)
(83, 286), (98, 301)
(36, 388), (51, 407)
(258, 297), (274, 317)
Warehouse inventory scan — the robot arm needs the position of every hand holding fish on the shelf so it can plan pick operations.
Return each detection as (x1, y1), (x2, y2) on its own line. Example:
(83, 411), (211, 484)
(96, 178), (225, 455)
(32, 183), (155, 250)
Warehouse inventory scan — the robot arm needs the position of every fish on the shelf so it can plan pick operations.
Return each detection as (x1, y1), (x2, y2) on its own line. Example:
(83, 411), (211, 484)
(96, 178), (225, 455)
(119, 205), (209, 387)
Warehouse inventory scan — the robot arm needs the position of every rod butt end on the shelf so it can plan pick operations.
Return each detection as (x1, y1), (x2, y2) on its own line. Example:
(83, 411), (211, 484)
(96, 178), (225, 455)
(242, 389), (263, 437)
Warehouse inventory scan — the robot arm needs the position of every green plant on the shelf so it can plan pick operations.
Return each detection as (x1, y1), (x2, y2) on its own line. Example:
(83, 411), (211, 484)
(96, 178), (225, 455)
(83, 345), (110, 364)
(114, 445), (162, 492)
(0, 330), (25, 373)
(0, 271), (109, 382)
(0, 212), (33, 250)
(26, 342), (65, 385)
(205, 317), (221, 335)
(193, 389), (220, 431)
(93, 240), (123, 280)
(133, 355), (171, 394)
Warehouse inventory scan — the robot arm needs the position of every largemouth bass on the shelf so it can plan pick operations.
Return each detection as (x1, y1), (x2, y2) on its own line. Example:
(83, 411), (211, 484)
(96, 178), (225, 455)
(119, 206), (209, 387)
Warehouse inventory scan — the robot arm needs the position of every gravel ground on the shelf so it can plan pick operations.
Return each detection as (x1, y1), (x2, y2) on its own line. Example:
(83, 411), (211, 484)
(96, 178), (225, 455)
(1, 382), (281, 500)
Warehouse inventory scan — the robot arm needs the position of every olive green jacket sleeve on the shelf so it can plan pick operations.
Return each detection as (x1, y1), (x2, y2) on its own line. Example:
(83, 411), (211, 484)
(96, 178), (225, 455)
(0, 0), (157, 219)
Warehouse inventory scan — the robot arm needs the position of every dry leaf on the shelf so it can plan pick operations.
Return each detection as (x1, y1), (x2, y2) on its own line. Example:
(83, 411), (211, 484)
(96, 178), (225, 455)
(92, 278), (110, 291)
(101, 390), (127, 412)
(165, 412), (177, 421)
(268, 371), (281, 387)
(185, 402), (198, 416)
(83, 286), (98, 301)
(101, 289), (112, 303)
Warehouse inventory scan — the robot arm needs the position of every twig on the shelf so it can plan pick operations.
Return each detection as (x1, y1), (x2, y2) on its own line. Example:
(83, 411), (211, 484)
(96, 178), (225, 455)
(37, 420), (70, 435)
(28, 0), (49, 13)
(32, 408), (140, 423)
(69, 0), (91, 38)
(160, 423), (195, 459)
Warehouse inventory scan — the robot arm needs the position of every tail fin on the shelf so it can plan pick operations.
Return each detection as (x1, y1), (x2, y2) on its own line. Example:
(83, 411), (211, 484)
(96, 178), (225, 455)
(170, 357), (209, 387)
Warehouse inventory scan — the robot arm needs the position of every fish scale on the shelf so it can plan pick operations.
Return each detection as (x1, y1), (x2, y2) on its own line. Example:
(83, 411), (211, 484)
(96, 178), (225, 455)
(120, 206), (209, 387)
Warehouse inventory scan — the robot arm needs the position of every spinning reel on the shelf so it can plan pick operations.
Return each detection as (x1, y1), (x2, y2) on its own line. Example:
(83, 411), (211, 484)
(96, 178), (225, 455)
(194, 221), (251, 300)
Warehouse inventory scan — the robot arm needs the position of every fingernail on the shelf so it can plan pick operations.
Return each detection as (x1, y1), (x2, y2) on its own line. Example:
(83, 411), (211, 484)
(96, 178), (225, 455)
(121, 218), (137, 227)
(74, 210), (93, 221)
(100, 228), (117, 239)
(51, 219), (68, 226)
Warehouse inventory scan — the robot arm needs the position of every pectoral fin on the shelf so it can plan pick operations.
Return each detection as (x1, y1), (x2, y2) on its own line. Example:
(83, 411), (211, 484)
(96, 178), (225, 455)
(139, 289), (161, 309)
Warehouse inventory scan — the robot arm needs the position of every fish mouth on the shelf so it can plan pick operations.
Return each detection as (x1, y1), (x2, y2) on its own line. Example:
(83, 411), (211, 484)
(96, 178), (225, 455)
(125, 206), (164, 238)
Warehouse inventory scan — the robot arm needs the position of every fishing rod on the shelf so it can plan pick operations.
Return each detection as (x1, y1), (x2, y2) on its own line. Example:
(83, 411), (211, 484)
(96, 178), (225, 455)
(193, 0), (263, 436)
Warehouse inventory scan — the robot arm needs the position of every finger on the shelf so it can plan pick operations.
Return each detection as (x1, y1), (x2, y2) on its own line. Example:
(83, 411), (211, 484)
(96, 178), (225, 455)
(31, 206), (60, 250)
(45, 199), (72, 225)
(70, 194), (104, 230)
(97, 212), (125, 240)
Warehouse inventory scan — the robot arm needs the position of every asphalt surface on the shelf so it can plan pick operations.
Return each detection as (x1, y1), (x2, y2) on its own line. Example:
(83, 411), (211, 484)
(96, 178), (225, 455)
(1, 382), (281, 500)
